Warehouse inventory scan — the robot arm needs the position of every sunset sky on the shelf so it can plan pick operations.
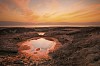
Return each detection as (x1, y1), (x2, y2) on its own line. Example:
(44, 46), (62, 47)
(0, 0), (100, 26)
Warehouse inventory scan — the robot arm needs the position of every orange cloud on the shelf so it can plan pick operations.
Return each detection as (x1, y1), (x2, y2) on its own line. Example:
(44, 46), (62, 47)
(11, 0), (32, 15)
(78, 11), (100, 18)
(59, 3), (100, 18)
(0, 0), (39, 22)
(0, 0), (100, 23)
(0, 3), (10, 12)
(71, 4), (100, 18)
(11, 0), (39, 22)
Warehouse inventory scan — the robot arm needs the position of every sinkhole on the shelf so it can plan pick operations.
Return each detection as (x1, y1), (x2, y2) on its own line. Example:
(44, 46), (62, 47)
(18, 37), (62, 61)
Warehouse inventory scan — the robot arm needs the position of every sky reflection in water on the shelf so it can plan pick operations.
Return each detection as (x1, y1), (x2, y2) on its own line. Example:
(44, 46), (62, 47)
(19, 38), (59, 61)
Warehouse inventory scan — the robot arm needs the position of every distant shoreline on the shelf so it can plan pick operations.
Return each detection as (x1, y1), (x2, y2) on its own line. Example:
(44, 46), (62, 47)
(0, 25), (100, 28)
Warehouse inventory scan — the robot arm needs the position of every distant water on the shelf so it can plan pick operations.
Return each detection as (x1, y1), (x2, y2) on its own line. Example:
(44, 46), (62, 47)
(0, 25), (100, 27)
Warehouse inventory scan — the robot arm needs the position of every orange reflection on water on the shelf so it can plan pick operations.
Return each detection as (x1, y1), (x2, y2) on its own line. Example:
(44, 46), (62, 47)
(18, 37), (61, 61)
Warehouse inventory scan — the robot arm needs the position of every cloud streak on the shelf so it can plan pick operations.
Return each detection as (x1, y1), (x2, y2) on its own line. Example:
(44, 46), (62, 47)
(0, 3), (10, 12)
(10, 0), (39, 22)
(0, 0), (100, 24)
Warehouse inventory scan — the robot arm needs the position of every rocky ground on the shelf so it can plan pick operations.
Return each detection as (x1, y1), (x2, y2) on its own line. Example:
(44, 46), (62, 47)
(0, 27), (100, 66)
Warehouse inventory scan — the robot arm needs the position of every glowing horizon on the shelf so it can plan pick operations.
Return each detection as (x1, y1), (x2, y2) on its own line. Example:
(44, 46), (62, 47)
(0, 0), (100, 25)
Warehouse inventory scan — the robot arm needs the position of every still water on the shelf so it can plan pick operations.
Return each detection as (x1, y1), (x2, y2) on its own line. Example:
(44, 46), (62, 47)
(37, 32), (45, 35)
(18, 37), (61, 61)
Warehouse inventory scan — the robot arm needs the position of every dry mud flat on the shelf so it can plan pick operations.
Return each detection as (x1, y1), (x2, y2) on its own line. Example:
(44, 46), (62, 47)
(0, 27), (100, 66)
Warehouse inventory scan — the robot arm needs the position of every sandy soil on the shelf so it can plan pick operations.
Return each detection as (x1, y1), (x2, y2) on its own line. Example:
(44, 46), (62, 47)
(0, 27), (100, 66)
